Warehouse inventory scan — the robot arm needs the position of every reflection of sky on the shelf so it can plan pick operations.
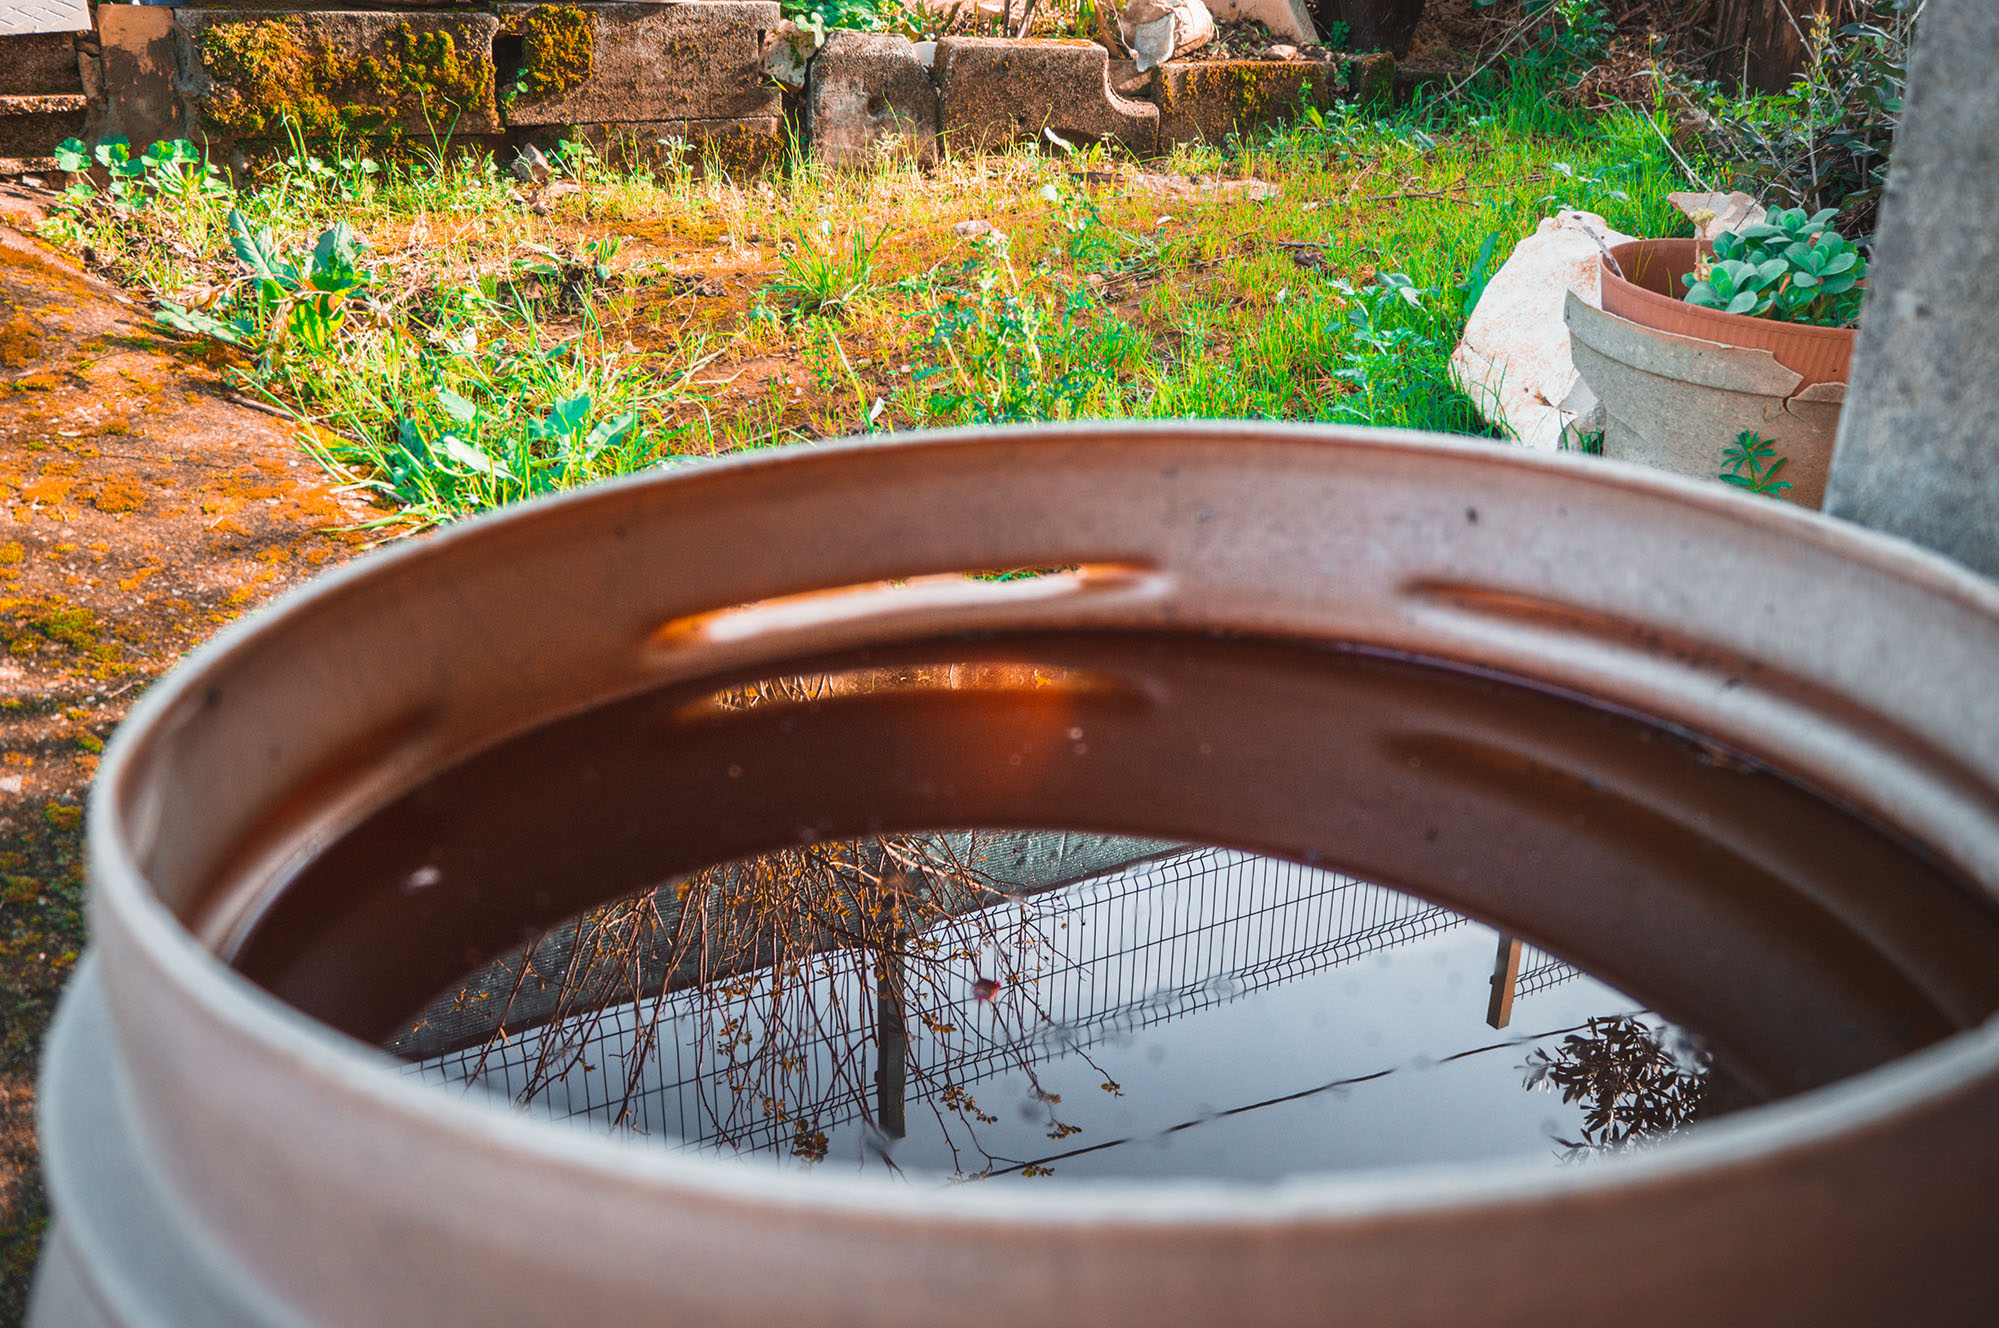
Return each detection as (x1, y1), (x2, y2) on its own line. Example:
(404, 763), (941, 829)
(865, 923), (1639, 1184)
(421, 848), (1659, 1184)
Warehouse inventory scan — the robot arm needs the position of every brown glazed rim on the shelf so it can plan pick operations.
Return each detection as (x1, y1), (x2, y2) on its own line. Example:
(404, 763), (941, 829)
(51, 422), (1999, 1325)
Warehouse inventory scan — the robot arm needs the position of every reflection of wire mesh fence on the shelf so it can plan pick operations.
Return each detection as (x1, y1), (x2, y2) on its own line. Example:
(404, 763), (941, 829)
(411, 848), (1584, 1155)
(1516, 943), (1582, 1000)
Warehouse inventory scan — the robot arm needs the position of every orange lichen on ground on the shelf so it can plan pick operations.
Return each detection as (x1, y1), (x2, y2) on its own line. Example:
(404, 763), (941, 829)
(0, 206), (380, 1313)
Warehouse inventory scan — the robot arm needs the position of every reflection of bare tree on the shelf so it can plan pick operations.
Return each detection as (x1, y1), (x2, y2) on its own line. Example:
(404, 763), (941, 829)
(439, 671), (1126, 1176)
(1521, 1015), (1710, 1160)
(458, 832), (1120, 1176)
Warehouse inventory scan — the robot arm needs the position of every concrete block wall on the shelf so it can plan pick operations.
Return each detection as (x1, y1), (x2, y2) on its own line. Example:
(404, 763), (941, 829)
(0, 29), (93, 172)
(4, 1), (1395, 175)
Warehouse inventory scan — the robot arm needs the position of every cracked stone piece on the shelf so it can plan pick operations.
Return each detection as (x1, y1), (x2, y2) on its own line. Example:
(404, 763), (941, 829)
(936, 38), (1158, 157)
(1209, 0), (1318, 44)
(1152, 59), (1338, 146)
(0, 93), (86, 168)
(1448, 209), (1636, 453)
(496, 2), (780, 128)
(763, 18), (815, 95)
(516, 117), (783, 175)
(176, 10), (503, 141)
(808, 31), (938, 170)
(0, 32), (85, 94)
(91, 5), (186, 153)
(1121, 0), (1216, 72)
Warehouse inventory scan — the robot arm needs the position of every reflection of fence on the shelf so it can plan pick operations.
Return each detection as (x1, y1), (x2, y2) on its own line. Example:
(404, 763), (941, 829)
(389, 830), (1178, 1059)
(1516, 943), (1579, 1000)
(411, 848), (1582, 1150)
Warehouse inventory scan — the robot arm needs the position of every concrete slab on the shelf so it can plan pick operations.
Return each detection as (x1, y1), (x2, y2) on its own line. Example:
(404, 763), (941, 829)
(90, 5), (187, 153)
(496, 2), (780, 127)
(0, 32), (84, 95)
(936, 37), (1158, 157)
(808, 31), (938, 170)
(0, 0), (88, 41)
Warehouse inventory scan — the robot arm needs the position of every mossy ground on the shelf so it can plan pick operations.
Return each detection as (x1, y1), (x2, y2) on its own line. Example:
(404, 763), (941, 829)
(0, 202), (377, 1322)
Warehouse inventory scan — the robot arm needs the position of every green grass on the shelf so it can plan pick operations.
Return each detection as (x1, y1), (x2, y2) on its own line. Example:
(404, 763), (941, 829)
(42, 71), (1698, 530)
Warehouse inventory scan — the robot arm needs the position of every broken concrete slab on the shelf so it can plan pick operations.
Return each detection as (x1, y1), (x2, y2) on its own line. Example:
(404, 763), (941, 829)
(1669, 190), (1766, 243)
(808, 32), (938, 170)
(1152, 59), (1338, 146)
(936, 38), (1159, 156)
(1121, 0), (1217, 73)
(1566, 292), (1842, 508)
(0, 32), (85, 95)
(1449, 209), (1634, 452)
(1209, 0), (1318, 45)
(90, 5), (186, 154)
(517, 116), (784, 175)
(176, 10), (503, 142)
(496, 2), (780, 127)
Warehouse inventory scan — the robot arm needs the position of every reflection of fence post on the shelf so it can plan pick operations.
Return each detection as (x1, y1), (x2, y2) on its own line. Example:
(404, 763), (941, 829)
(1487, 934), (1523, 1030)
(874, 868), (909, 1138)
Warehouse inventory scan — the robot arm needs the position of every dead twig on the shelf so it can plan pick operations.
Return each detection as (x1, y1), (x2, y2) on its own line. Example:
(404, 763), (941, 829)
(1349, 171), (1551, 205)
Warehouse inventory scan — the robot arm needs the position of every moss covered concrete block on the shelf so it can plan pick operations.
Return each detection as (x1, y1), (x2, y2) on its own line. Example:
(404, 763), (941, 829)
(1152, 59), (1337, 147)
(1345, 49), (1394, 107)
(936, 37), (1157, 157)
(177, 10), (502, 143)
(495, 2), (780, 128)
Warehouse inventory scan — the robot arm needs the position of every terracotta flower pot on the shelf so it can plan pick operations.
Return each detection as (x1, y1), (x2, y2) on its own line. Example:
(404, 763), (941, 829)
(1600, 238), (1857, 386)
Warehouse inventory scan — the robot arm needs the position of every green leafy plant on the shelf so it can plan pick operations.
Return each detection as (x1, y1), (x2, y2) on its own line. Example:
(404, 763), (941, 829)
(156, 210), (374, 358)
(913, 237), (1137, 425)
(1695, 3), (1919, 243)
(53, 136), (231, 208)
(782, 0), (916, 41)
(1495, 0), (1613, 74)
(1719, 429), (1794, 498)
(1041, 180), (1158, 277)
(1682, 206), (1866, 327)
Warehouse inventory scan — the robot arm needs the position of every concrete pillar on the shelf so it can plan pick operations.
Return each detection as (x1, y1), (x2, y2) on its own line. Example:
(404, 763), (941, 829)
(1825, 0), (1999, 579)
